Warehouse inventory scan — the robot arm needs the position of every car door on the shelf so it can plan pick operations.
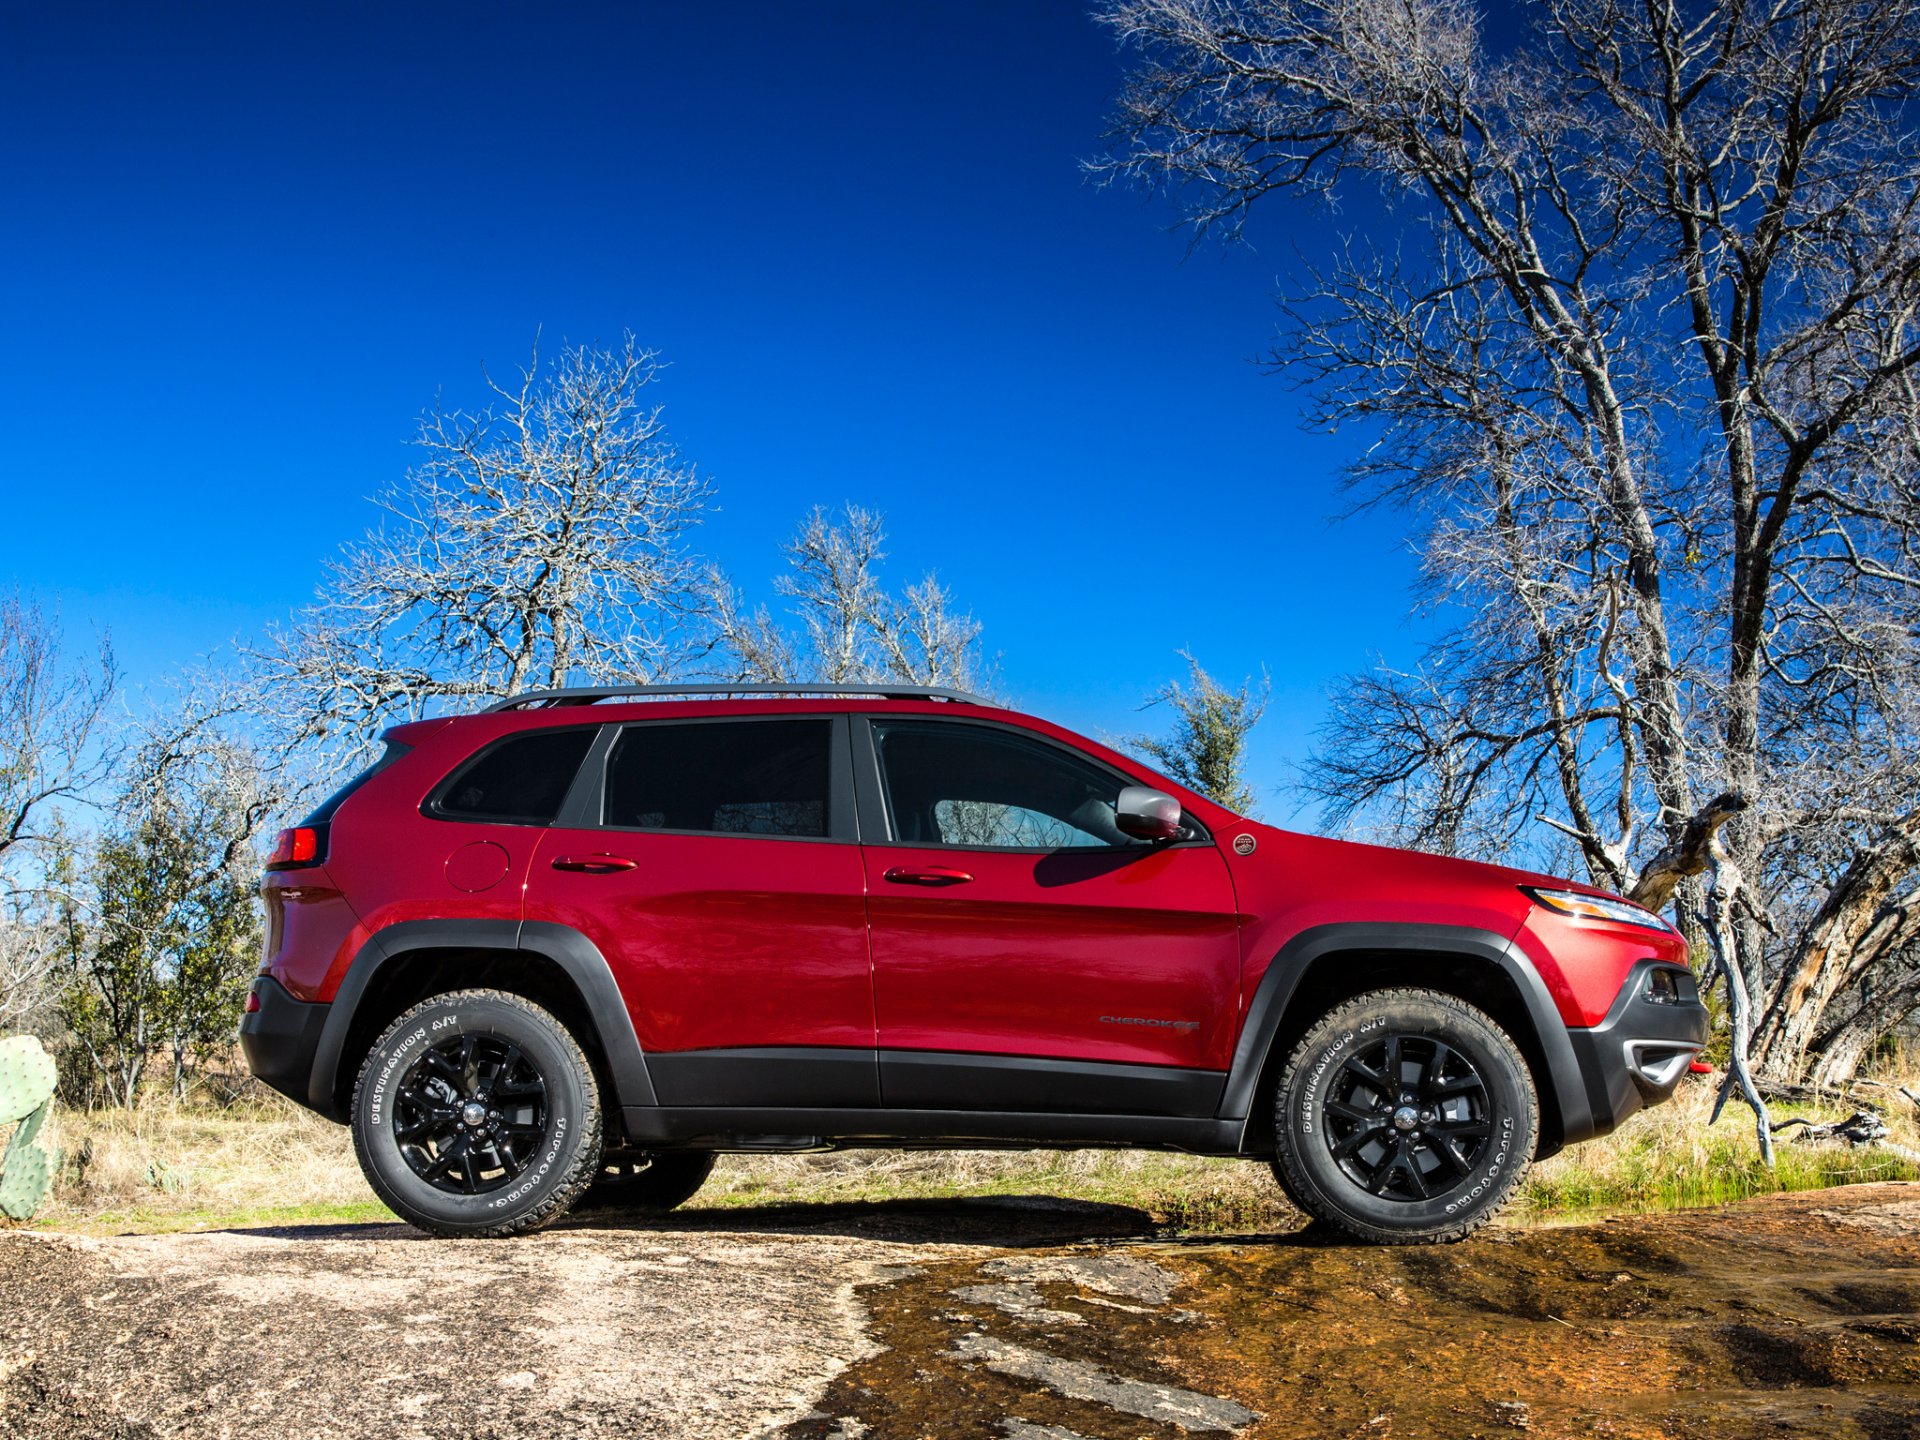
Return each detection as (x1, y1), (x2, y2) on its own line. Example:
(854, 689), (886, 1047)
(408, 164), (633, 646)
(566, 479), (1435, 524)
(526, 714), (878, 1107)
(857, 715), (1241, 1116)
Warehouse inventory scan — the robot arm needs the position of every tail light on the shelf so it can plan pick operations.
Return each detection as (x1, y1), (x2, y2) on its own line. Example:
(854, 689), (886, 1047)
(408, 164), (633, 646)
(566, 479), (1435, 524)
(267, 825), (328, 871)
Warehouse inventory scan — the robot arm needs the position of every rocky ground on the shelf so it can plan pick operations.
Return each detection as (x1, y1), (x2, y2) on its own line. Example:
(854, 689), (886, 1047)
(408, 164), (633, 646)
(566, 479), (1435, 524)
(5, 1184), (1919, 1439)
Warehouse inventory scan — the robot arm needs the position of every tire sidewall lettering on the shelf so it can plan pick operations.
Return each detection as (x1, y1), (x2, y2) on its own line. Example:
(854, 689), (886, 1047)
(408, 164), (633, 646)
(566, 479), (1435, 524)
(487, 1114), (570, 1210)
(367, 1023), (434, 1129)
(1444, 1115), (1516, 1215)
(1297, 1028), (1356, 1136)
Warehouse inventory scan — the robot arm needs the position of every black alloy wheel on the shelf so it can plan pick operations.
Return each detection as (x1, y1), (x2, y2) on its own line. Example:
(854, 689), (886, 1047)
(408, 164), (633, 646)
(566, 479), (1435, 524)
(392, 1032), (551, 1195)
(1318, 1032), (1490, 1202)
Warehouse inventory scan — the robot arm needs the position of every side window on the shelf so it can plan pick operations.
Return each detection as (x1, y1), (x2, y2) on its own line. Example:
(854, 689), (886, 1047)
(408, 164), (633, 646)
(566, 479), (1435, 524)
(430, 728), (597, 825)
(873, 720), (1146, 851)
(603, 720), (833, 838)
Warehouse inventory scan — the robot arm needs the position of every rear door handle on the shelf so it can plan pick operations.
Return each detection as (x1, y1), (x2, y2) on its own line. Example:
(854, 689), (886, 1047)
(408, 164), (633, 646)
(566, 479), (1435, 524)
(883, 866), (974, 887)
(550, 854), (638, 874)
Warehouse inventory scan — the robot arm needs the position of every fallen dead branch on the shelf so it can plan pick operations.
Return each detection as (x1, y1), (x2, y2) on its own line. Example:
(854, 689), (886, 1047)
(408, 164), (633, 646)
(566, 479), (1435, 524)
(1769, 1111), (1889, 1145)
(1768, 1109), (1920, 1165)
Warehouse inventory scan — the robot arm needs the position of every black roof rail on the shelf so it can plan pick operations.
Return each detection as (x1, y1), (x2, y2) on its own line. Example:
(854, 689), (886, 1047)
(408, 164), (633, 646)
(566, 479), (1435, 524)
(482, 682), (1000, 713)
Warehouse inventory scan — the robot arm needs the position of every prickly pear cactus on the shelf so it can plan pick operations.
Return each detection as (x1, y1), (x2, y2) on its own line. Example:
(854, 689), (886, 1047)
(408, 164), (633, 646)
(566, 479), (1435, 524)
(0, 1035), (59, 1220)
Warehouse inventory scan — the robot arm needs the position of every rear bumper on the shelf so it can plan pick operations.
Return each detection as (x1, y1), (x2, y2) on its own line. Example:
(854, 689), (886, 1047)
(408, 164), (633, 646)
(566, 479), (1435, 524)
(239, 976), (332, 1111)
(1565, 960), (1709, 1138)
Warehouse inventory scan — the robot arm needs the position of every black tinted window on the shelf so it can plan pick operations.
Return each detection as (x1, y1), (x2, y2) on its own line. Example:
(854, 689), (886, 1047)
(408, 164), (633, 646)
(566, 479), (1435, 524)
(604, 720), (832, 837)
(434, 728), (596, 825)
(873, 720), (1145, 850)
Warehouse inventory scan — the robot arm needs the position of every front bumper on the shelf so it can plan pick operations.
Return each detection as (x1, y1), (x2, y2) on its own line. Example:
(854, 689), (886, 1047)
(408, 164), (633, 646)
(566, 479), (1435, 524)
(1565, 959), (1709, 1137)
(239, 975), (332, 1110)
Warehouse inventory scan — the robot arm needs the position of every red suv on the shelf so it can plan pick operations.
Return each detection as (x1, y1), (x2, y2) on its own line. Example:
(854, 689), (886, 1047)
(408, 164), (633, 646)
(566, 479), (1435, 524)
(240, 685), (1706, 1243)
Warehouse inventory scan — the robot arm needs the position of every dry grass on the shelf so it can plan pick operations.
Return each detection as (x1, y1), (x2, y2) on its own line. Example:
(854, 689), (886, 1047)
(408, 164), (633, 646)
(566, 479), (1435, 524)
(39, 1094), (384, 1232)
(19, 1064), (1920, 1235)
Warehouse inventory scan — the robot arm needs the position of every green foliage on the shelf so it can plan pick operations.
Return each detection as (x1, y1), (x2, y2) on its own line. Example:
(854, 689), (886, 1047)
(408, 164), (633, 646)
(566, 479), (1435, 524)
(1128, 651), (1270, 817)
(0, 1034), (60, 1218)
(59, 760), (261, 1106)
(1521, 1127), (1920, 1218)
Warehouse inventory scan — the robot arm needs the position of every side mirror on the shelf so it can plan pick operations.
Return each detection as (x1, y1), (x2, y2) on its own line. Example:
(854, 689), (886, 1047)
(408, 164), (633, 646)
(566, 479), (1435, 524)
(1115, 786), (1183, 842)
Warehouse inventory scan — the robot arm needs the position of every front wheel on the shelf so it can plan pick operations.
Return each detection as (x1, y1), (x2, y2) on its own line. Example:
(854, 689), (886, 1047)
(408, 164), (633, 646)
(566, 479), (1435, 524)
(1272, 988), (1537, 1244)
(351, 989), (603, 1238)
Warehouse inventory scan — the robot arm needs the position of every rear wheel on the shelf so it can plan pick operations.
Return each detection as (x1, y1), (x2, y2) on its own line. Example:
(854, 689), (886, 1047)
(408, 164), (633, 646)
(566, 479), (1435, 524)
(577, 1151), (716, 1213)
(351, 989), (602, 1238)
(1272, 988), (1536, 1244)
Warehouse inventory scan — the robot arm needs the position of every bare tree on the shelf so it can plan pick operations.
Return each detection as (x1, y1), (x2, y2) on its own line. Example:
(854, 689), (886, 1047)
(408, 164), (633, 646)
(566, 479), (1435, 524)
(1126, 651), (1270, 815)
(710, 505), (989, 691)
(0, 595), (116, 1029)
(255, 335), (711, 764)
(1099, 0), (1920, 1122)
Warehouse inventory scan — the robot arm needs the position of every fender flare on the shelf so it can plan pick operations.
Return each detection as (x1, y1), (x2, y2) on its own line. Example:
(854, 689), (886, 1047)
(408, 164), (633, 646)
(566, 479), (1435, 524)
(1218, 922), (1595, 1150)
(306, 918), (657, 1118)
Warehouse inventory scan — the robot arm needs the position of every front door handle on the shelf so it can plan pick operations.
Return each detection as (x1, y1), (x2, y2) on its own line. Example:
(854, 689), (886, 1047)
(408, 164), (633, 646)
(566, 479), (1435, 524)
(550, 854), (638, 874)
(883, 865), (974, 887)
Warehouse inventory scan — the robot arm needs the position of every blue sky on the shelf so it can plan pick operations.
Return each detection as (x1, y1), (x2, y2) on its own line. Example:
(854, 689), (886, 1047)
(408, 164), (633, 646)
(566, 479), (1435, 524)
(0, 1), (1431, 817)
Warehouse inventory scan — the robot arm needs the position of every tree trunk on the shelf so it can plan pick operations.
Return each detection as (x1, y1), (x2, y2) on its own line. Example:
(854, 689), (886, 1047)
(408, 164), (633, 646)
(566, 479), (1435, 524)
(1755, 812), (1920, 1078)
(1799, 889), (1920, 1087)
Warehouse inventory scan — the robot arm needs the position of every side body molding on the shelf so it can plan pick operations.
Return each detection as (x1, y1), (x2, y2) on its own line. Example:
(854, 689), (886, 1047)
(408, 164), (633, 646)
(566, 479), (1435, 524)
(305, 918), (657, 1119)
(1218, 922), (1596, 1150)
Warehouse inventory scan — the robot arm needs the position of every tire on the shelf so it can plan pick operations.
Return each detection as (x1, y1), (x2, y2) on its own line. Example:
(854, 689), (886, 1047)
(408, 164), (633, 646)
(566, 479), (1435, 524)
(1265, 1152), (1312, 1217)
(576, 1151), (716, 1213)
(351, 988), (603, 1238)
(1272, 988), (1537, 1245)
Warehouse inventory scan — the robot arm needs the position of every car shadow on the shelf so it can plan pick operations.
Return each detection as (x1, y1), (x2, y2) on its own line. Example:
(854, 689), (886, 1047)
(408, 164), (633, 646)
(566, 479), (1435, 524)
(561, 1193), (1168, 1246)
(201, 1195), (1175, 1247)
(195, 1195), (1334, 1249)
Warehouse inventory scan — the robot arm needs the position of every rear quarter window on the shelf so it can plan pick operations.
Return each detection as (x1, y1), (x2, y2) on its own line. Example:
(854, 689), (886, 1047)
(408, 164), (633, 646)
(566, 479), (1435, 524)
(428, 727), (598, 826)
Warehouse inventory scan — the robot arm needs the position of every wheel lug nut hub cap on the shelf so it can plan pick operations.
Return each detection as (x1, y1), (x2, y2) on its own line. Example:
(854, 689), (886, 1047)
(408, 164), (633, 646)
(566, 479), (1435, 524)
(461, 1100), (488, 1128)
(1392, 1104), (1420, 1131)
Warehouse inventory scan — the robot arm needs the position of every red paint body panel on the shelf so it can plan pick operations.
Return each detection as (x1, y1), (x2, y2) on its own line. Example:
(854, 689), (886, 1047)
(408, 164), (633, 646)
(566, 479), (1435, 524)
(863, 841), (1240, 1069)
(1218, 824), (1685, 1030)
(524, 828), (874, 1053)
(315, 805), (539, 998)
(1510, 908), (1689, 1026)
(259, 868), (368, 1003)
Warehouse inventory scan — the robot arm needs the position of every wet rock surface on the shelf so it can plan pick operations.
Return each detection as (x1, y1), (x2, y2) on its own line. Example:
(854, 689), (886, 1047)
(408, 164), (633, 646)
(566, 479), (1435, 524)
(5, 1185), (1920, 1439)
(788, 1183), (1920, 1439)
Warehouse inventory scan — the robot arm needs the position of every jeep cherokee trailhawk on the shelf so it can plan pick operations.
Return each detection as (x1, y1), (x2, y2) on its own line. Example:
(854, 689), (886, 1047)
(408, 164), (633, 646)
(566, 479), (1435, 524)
(240, 684), (1707, 1243)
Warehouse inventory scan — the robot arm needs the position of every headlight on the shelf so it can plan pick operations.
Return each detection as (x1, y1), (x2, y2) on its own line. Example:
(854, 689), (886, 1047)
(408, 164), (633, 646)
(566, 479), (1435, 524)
(1522, 886), (1674, 933)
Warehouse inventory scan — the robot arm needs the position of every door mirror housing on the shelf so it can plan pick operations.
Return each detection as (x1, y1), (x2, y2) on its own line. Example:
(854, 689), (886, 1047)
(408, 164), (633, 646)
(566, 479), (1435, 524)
(1115, 786), (1183, 842)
